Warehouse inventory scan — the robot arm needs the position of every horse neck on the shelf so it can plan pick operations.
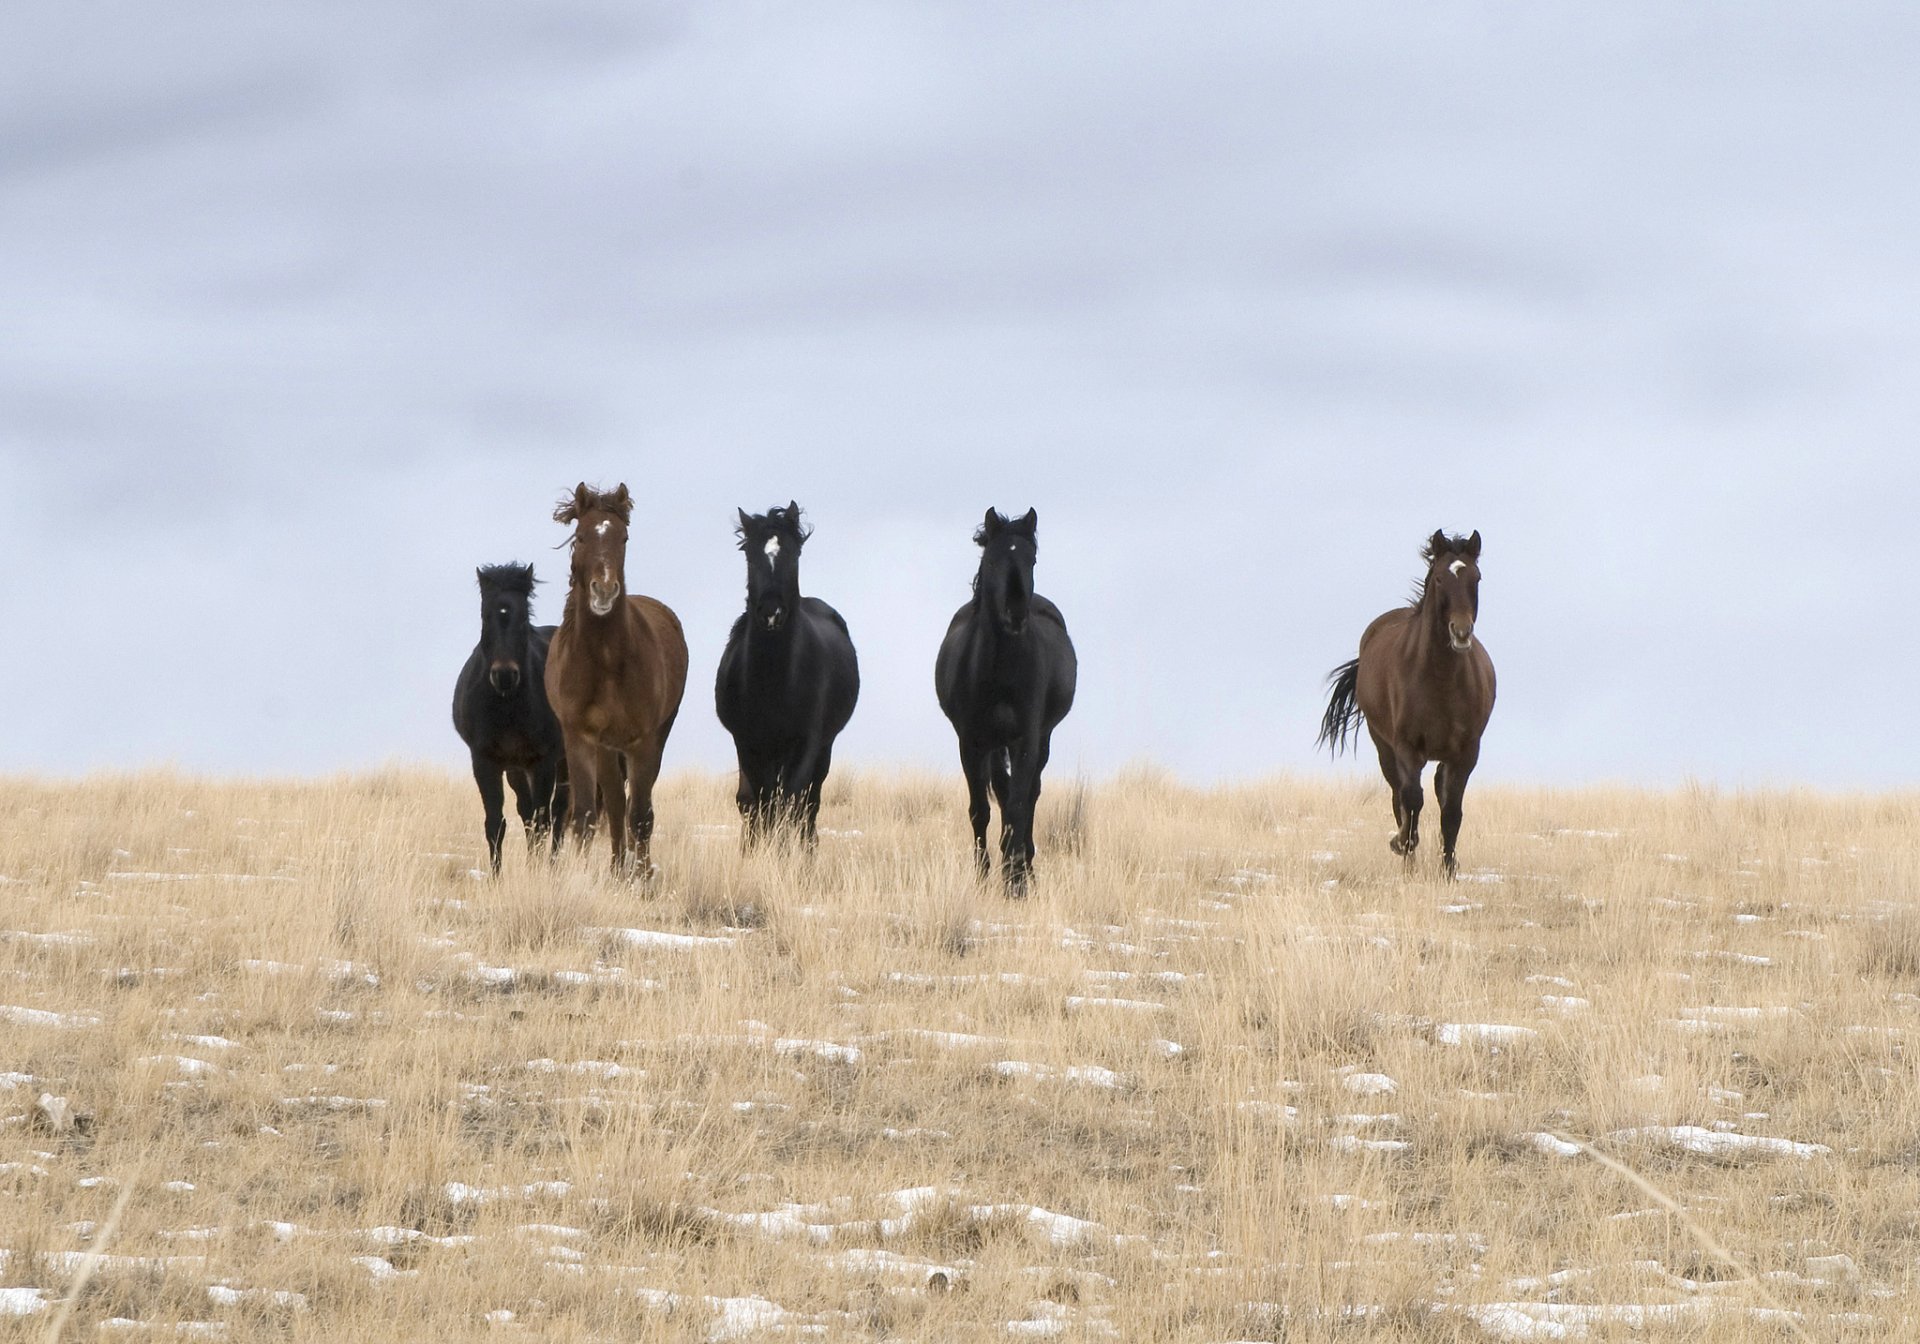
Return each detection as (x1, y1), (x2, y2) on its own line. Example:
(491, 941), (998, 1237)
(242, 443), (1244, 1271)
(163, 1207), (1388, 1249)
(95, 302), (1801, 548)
(742, 608), (798, 671)
(1406, 588), (1463, 682)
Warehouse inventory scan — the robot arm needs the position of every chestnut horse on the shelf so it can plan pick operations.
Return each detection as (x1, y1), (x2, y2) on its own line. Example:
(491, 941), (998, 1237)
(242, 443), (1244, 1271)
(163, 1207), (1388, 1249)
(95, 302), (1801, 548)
(545, 483), (689, 876)
(1318, 530), (1496, 877)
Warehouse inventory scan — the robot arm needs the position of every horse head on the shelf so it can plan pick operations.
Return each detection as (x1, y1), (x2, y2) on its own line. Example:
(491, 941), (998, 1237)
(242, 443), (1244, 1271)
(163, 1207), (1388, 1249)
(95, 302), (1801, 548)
(974, 507), (1039, 636)
(475, 563), (538, 694)
(555, 482), (633, 618)
(1422, 529), (1483, 652)
(735, 500), (809, 633)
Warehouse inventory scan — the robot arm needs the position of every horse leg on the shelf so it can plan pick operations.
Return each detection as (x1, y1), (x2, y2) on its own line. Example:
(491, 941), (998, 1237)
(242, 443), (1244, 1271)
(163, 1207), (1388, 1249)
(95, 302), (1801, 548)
(734, 746), (766, 848)
(472, 755), (507, 875)
(960, 738), (993, 880)
(526, 760), (556, 856)
(800, 742), (832, 850)
(507, 768), (538, 854)
(625, 735), (668, 879)
(564, 739), (599, 850)
(594, 745), (631, 873)
(788, 736), (833, 851)
(987, 746), (1018, 889)
(1392, 755), (1427, 865)
(1370, 733), (1409, 854)
(1436, 754), (1477, 879)
(1002, 734), (1048, 896)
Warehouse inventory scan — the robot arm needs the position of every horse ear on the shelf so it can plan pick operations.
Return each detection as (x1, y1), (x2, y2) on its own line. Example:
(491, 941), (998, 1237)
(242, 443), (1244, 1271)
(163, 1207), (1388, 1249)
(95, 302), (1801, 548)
(787, 499), (799, 518)
(1428, 529), (1449, 559)
(1013, 508), (1038, 536)
(981, 507), (1003, 538)
(1465, 530), (1482, 559)
(610, 483), (633, 519)
(736, 507), (753, 532)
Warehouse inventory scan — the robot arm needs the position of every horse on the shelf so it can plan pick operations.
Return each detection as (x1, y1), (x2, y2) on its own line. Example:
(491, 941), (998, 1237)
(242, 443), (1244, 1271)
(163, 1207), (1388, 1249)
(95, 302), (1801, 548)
(544, 483), (690, 877)
(714, 502), (860, 847)
(935, 507), (1077, 894)
(451, 563), (570, 873)
(1318, 529), (1497, 878)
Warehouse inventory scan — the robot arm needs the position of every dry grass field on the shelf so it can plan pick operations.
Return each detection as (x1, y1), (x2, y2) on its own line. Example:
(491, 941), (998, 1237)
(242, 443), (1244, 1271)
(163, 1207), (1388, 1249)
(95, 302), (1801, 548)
(1, 768), (1918, 1341)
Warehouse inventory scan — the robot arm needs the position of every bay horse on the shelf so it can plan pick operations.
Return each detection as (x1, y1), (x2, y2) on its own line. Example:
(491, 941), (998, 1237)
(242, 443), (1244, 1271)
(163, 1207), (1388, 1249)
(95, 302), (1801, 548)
(935, 508), (1077, 894)
(1318, 529), (1496, 878)
(714, 503), (860, 847)
(451, 563), (569, 873)
(544, 483), (690, 877)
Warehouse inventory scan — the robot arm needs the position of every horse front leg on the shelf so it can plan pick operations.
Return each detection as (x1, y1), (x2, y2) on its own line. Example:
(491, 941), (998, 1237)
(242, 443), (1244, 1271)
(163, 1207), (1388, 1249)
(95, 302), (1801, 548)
(594, 745), (631, 874)
(1435, 753), (1476, 880)
(1002, 732), (1049, 896)
(507, 768), (539, 856)
(625, 735), (668, 881)
(1391, 754), (1426, 865)
(787, 736), (834, 851)
(959, 738), (993, 880)
(563, 737), (600, 852)
(472, 755), (507, 875)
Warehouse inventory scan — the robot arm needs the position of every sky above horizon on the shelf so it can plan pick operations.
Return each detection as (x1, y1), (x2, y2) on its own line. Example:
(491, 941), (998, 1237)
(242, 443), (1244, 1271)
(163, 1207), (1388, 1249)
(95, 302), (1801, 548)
(3, 2), (1917, 788)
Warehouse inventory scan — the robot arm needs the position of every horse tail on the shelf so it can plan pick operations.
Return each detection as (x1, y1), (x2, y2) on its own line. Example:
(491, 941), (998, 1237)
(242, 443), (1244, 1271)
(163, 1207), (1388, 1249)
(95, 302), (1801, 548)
(1317, 658), (1364, 755)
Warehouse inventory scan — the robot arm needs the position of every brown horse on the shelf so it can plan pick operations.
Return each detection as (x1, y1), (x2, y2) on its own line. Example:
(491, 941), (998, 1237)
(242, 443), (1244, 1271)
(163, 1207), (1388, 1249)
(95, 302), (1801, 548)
(1319, 530), (1496, 878)
(544, 483), (690, 876)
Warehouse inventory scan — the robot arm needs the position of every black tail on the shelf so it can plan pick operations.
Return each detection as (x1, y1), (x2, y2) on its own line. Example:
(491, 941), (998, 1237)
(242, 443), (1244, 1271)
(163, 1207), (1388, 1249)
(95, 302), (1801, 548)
(1317, 658), (1364, 755)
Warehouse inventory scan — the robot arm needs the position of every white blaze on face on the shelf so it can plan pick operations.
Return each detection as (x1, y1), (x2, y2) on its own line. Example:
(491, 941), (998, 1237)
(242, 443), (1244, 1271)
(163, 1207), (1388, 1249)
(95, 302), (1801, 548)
(1448, 559), (1468, 577)
(594, 520), (611, 536)
(764, 536), (780, 569)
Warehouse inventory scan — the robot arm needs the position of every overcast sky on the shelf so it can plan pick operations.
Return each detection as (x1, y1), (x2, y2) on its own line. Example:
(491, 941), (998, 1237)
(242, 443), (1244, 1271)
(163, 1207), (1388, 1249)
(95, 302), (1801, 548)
(2, 2), (1916, 787)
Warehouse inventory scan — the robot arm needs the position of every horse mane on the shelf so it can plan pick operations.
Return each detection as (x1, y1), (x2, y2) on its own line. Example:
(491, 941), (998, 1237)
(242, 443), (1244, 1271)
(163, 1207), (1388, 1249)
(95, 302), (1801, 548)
(476, 562), (536, 596)
(553, 483), (632, 526)
(1410, 531), (1477, 606)
(735, 502), (812, 550)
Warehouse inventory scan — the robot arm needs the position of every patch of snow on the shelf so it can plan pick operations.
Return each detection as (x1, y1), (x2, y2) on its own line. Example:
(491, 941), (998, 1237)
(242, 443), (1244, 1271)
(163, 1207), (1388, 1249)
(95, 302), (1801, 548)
(1608, 1126), (1831, 1159)
(0, 1004), (100, 1029)
(598, 927), (736, 950)
(1521, 1132), (1584, 1158)
(992, 1060), (1124, 1090)
(1436, 1023), (1538, 1047)
(1340, 1071), (1398, 1096)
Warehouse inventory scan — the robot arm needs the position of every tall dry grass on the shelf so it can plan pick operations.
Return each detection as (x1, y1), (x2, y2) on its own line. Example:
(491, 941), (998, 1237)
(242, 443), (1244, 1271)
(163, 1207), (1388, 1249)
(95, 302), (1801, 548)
(0, 769), (1913, 1340)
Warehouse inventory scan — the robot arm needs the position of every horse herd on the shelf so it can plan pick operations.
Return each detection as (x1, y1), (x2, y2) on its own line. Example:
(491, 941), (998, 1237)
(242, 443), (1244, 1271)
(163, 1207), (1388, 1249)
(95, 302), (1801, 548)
(454, 484), (1495, 892)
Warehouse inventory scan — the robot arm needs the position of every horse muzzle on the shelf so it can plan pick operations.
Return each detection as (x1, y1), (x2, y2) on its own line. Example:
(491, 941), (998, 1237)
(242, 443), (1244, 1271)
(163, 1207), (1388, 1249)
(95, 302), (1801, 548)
(487, 663), (522, 694)
(587, 582), (621, 616)
(1448, 620), (1475, 652)
(760, 606), (787, 632)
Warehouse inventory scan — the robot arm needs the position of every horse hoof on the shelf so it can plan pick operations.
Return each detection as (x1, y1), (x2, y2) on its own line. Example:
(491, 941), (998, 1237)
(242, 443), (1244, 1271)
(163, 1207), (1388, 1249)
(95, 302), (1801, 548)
(1387, 835), (1408, 856)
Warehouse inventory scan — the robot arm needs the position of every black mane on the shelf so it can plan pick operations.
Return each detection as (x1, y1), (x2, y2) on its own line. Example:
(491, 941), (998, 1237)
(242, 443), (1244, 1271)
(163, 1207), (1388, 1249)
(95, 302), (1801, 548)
(735, 503), (812, 550)
(477, 562), (537, 596)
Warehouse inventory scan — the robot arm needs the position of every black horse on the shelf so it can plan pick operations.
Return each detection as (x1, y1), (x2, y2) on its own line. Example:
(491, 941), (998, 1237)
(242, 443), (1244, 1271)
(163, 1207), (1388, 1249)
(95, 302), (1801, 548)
(451, 563), (569, 873)
(935, 508), (1077, 893)
(714, 503), (860, 846)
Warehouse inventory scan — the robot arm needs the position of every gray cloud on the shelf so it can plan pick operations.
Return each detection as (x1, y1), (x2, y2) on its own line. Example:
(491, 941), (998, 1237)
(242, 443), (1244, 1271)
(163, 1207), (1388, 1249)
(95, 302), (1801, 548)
(3, 1), (1915, 785)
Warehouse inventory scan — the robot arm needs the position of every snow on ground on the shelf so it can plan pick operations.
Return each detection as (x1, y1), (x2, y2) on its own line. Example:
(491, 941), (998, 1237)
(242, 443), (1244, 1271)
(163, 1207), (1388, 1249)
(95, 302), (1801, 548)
(0, 784), (1910, 1337)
